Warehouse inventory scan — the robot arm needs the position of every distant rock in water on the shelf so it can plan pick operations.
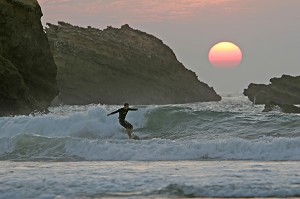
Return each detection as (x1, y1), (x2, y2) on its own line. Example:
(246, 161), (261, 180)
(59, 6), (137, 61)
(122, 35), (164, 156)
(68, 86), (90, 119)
(262, 102), (300, 114)
(244, 75), (300, 105)
(46, 22), (221, 105)
(0, 0), (58, 116)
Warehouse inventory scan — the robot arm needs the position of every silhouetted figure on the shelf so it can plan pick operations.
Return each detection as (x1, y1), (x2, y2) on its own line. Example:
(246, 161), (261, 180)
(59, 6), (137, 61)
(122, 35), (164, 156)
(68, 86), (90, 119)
(107, 103), (138, 138)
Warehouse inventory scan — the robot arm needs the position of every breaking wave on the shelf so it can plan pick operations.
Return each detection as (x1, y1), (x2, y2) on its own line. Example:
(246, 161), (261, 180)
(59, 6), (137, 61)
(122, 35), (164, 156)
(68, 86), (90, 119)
(1, 96), (300, 161)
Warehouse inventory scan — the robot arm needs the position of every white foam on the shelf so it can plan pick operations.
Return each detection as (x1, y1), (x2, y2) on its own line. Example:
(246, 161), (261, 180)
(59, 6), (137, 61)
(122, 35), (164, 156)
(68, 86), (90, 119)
(64, 136), (300, 161)
(0, 137), (14, 155)
(0, 105), (149, 139)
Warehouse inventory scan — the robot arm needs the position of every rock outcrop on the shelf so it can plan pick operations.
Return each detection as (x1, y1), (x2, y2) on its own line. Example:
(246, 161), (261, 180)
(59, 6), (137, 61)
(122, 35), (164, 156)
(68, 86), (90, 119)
(244, 75), (300, 105)
(46, 22), (221, 105)
(262, 102), (300, 114)
(0, 0), (58, 116)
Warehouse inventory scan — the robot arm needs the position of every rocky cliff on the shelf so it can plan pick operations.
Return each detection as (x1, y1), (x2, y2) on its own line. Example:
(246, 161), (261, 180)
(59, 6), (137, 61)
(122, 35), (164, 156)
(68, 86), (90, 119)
(46, 22), (221, 105)
(244, 75), (300, 105)
(0, 0), (58, 116)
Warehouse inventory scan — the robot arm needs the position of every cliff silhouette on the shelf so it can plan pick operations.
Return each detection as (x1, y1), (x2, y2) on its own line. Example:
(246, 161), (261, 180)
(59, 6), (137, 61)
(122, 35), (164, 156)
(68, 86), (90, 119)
(0, 0), (58, 116)
(46, 22), (221, 105)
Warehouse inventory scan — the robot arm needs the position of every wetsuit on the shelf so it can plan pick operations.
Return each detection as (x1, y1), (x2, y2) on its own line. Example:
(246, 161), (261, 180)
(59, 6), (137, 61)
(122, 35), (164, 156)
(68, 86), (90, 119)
(109, 108), (138, 129)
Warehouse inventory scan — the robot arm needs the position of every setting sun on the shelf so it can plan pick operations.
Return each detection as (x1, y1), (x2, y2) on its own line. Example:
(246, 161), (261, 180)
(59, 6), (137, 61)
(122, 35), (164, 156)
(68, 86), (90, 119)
(208, 42), (242, 69)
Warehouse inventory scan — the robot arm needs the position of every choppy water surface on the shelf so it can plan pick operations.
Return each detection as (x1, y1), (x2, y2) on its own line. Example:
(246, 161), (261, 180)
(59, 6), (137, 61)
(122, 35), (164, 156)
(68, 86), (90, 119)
(1, 161), (300, 198)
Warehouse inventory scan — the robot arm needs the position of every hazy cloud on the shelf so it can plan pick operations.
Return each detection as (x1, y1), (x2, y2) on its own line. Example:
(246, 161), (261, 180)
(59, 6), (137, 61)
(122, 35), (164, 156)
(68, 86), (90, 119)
(38, 0), (239, 25)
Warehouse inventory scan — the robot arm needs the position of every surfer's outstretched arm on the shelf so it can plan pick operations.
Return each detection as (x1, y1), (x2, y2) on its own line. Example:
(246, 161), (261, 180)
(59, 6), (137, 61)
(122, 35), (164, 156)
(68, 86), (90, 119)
(129, 108), (138, 111)
(107, 109), (119, 116)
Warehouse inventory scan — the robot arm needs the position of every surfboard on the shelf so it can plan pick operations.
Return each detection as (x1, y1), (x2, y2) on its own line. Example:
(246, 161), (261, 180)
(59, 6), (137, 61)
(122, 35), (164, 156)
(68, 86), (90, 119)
(132, 134), (140, 140)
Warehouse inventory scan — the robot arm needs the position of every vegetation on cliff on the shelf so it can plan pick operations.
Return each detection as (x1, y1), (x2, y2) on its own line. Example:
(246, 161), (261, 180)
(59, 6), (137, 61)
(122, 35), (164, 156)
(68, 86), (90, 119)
(46, 22), (221, 105)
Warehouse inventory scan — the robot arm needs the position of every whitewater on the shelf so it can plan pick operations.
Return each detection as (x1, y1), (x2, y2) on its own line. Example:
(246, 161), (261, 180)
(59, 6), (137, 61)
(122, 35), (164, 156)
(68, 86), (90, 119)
(1, 95), (300, 198)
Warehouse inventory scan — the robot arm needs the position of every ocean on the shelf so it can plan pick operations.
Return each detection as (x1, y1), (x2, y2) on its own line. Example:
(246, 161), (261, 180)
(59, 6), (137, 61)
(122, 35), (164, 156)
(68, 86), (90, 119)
(0, 95), (300, 198)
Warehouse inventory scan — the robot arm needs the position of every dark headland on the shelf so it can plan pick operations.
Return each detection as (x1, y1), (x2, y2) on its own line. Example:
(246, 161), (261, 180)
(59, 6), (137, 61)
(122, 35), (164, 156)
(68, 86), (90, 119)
(0, 0), (58, 116)
(46, 22), (221, 105)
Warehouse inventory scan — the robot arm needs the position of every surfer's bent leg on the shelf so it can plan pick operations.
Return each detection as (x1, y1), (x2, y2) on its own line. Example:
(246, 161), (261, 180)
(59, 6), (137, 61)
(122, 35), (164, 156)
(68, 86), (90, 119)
(125, 121), (133, 139)
(119, 120), (133, 139)
(125, 121), (133, 129)
(119, 120), (133, 129)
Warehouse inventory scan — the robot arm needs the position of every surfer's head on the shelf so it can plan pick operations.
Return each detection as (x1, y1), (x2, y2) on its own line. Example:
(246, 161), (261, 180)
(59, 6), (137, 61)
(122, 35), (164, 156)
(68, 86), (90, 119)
(124, 103), (129, 109)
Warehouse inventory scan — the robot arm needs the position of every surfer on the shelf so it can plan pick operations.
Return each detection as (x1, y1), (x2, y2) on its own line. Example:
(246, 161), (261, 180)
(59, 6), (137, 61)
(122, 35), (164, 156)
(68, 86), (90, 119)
(107, 103), (138, 139)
